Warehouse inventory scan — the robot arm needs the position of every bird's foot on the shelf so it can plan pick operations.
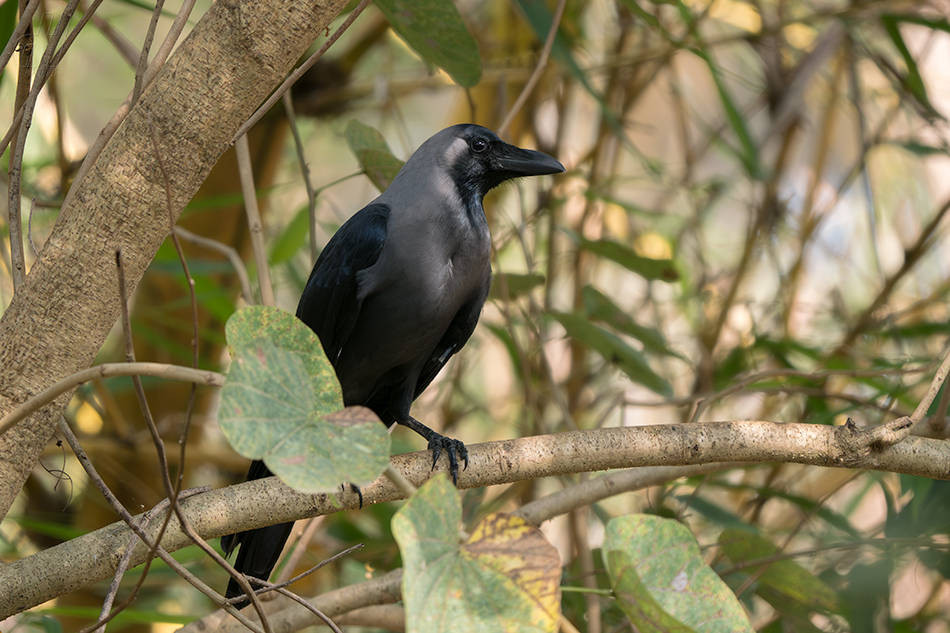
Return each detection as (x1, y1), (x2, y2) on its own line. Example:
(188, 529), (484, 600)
(401, 416), (468, 485)
(341, 482), (364, 508)
(427, 433), (469, 485)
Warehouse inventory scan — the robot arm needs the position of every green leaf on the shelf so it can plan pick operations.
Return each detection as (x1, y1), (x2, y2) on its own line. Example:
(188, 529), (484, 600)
(218, 306), (389, 492)
(880, 14), (949, 120)
(35, 606), (193, 626)
(514, 0), (629, 147)
(672, 0), (760, 176)
(672, 496), (751, 531)
(603, 515), (754, 633)
(270, 203), (313, 265)
(718, 528), (839, 612)
(564, 229), (679, 281)
(889, 140), (950, 156)
(841, 560), (891, 633)
(344, 119), (404, 192)
(694, 47), (760, 177)
(889, 478), (950, 539)
(375, 0), (482, 87)
(616, 0), (661, 29)
(551, 311), (672, 396)
(708, 482), (859, 537)
(393, 475), (562, 633)
(484, 323), (525, 381)
(0, 0), (17, 90)
(581, 285), (678, 357)
(490, 272), (546, 301)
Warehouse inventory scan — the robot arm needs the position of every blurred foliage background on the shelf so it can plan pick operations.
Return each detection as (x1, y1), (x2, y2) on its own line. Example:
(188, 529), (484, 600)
(2, 0), (950, 630)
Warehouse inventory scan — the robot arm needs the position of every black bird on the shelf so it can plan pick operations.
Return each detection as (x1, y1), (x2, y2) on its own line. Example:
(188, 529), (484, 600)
(221, 124), (564, 607)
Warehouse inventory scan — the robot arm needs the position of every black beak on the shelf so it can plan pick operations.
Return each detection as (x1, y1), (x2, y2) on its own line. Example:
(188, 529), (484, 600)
(495, 143), (565, 178)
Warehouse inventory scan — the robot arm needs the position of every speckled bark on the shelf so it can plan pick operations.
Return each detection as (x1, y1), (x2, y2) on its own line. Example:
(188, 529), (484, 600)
(0, 0), (349, 520)
(2, 424), (948, 617)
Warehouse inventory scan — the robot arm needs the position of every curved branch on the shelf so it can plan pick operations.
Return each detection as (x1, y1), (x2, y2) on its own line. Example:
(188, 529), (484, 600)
(0, 363), (224, 438)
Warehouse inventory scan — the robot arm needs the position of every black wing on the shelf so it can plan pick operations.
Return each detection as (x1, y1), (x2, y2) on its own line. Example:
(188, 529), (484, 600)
(296, 203), (390, 363)
(222, 204), (390, 609)
(413, 270), (491, 399)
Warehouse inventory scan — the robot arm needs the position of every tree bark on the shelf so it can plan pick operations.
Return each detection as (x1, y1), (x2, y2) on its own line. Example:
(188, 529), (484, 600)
(0, 0), (349, 521)
(2, 425), (949, 618)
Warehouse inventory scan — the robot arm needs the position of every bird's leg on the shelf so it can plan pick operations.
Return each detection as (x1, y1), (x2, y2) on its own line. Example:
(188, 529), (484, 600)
(401, 416), (469, 484)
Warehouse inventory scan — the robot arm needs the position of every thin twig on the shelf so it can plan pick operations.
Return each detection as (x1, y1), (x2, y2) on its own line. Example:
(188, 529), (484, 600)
(686, 360), (940, 424)
(231, 0), (372, 142)
(836, 195), (950, 354)
(173, 226), (255, 306)
(7, 0), (35, 290)
(143, 124), (272, 627)
(282, 91), (320, 262)
(270, 585), (343, 633)
(112, 250), (185, 621)
(148, 111), (201, 496)
(78, 0), (138, 67)
(26, 197), (38, 259)
(0, 0), (40, 80)
(57, 419), (265, 633)
(569, 506), (600, 633)
(734, 470), (862, 599)
(88, 487), (209, 633)
(0, 362), (224, 437)
(0, 0), (85, 159)
(273, 517), (322, 587)
(235, 134), (275, 306)
(131, 0), (166, 106)
(237, 543), (365, 605)
(496, 0), (567, 139)
(905, 343), (950, 433)
(141, 0), (196, 89)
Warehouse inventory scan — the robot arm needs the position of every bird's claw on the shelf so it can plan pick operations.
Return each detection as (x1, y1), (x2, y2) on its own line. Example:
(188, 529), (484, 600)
(428, 434), (469, 484)
(341, 482), (364, 508)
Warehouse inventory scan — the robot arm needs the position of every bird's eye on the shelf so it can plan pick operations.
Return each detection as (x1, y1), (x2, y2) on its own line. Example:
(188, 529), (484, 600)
(470, 138), (488, 153)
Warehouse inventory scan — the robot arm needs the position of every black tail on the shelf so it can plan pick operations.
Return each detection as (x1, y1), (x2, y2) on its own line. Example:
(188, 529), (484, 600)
(221, 460), (295, 609)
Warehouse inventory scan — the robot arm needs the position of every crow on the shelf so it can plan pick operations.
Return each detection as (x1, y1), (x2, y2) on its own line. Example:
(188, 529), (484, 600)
(222, 124), (564, 607)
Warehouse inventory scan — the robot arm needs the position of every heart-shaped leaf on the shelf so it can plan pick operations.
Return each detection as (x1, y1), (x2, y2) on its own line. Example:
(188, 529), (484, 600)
(393, 475), (561, 633)
(218, 306), (390, 492)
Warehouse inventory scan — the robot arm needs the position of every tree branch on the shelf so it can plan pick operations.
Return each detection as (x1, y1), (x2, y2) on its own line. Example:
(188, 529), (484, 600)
(3, 421), (948, 618)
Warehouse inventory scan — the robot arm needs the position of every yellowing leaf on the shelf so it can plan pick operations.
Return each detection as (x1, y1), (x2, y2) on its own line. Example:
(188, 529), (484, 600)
(394, 476), (561, 633)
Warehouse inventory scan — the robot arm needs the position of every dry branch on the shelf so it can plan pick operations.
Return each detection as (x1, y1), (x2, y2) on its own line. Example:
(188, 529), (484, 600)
(2, 421), (948, 618)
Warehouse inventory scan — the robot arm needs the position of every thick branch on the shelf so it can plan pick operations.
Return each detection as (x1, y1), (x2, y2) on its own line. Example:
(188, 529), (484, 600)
(2, 421), (948, 618)
(0, 0), (349, 521)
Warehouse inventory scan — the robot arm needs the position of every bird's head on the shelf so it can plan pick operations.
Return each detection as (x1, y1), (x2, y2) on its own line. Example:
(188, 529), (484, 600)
(395, 124), (565, 207)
